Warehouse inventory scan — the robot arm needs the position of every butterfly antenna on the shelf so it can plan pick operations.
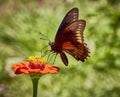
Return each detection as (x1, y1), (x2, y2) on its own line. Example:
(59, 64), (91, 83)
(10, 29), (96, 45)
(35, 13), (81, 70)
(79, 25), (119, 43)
(39, 32), (50, 41)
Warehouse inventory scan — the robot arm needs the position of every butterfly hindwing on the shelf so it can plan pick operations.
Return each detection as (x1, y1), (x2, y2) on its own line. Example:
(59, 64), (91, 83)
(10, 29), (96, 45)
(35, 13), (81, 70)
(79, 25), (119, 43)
(64, 20), (86, 44)
(62, 41), (89, 61)
(60, 20), (89, 61)
(60, 51), (68, 66)
(55, 20), (86, 46)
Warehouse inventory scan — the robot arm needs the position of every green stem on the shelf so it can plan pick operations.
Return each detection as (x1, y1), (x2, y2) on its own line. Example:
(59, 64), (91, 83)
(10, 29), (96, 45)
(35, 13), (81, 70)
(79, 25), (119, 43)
(31, 77), (39, 97)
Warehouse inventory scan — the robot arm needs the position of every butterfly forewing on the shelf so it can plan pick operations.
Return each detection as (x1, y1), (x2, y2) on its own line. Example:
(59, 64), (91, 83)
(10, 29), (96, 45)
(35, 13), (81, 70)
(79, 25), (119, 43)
(55, 8), (79, 42)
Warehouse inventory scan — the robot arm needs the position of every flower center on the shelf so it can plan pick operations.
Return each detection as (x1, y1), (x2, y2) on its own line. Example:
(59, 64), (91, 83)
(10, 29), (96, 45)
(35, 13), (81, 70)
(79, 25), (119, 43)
(28, 56), (46, 70)
(28, 56), (46, 63)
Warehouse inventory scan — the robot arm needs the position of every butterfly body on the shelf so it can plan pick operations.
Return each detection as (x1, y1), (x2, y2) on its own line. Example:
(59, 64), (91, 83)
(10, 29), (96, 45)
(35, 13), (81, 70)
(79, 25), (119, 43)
(49, 42), (61, 53)
(49, 8), (89, 66)
(49, 41), (68, 65)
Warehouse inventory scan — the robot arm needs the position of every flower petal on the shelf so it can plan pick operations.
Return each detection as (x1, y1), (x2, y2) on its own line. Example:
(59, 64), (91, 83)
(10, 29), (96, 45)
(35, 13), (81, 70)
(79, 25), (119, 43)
(12, 56), (60, 75)
(12, 62), (29, 74)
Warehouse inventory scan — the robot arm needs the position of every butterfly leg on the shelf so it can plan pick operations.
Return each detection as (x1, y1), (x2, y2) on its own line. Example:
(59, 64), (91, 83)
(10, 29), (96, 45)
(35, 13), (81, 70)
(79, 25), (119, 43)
(40, 45), (49, 57)
(46, 51), (52, 62)
(46, 51), (55, 63)
(53, 54), (57, 65)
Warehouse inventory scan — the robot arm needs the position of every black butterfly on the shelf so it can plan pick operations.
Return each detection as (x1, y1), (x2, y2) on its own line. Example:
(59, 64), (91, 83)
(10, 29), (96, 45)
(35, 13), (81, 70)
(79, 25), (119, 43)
(49, 8), (89, 66)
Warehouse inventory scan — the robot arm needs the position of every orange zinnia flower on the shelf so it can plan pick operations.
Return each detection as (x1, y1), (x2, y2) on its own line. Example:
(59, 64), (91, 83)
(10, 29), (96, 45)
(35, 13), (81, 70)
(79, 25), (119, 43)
(12, 56), (59, 74)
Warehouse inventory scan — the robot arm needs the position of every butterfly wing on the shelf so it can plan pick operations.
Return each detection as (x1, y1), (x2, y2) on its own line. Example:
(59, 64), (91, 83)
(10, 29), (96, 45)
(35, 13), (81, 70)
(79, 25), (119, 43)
(64, 20), (89, 61)
(62, 41), (89, 61)
(55, 8), (79, 42)
(56, 20), (89, 62)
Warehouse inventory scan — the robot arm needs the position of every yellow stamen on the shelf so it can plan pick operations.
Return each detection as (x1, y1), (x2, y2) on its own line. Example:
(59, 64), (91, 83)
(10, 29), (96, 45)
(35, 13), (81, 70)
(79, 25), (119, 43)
(28, 56), (46, 63)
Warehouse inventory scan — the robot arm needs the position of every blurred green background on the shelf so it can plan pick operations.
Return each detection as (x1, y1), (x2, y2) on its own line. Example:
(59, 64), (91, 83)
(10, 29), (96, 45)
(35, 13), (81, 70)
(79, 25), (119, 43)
(0, 0), (120, 97)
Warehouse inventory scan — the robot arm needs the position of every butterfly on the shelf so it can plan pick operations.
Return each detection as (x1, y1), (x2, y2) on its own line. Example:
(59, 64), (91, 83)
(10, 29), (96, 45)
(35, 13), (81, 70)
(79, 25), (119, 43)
(49, 7), (89, 66)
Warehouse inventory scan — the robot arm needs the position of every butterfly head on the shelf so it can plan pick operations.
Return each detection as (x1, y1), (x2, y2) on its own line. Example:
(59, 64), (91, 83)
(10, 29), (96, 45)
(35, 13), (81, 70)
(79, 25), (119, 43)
(49, 41), (55, 52)
(49, 41), (53, 46)
(49, 42), (62, 53)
